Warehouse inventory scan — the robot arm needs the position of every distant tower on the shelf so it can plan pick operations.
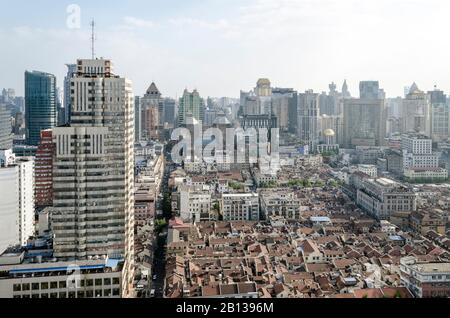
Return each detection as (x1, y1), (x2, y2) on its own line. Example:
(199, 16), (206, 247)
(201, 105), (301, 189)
(342, 80), (350, 98)
(255, 78), (272, 97)
(329, 82), (337, 94)
(141, 82), (162, 140)
(90, 19), (96, 59)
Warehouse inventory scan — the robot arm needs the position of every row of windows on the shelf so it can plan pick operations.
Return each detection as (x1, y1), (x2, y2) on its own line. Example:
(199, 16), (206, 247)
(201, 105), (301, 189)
(13, 288), (120, 298)
(13, 277), (120, 292)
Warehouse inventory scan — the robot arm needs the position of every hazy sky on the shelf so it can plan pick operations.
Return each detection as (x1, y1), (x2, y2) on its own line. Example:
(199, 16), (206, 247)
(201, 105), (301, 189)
(1, 0), (449, 99)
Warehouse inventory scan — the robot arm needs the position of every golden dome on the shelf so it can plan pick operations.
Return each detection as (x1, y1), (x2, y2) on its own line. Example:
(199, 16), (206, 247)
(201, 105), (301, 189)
(257, 78), (271, 86)
(323, 129), (335, 137)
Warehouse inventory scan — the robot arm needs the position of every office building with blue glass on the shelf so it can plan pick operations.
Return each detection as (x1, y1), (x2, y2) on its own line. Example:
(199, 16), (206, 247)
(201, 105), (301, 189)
(25, 71), (57, 146)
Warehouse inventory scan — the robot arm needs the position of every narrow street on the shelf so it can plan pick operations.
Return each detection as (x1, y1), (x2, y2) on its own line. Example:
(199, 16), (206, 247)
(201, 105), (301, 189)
(151, 150), (174, 298)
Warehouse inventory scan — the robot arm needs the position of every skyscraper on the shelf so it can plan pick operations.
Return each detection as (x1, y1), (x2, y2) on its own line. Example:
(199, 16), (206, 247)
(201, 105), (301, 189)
(163, 98), (176, 129)
(178, 89), (204, 126)
(319, 82), (341, 116)
(63, 64), (77, 125)
(141, 82), (161, 140)
(359, 81), (381, 100)
(342, 82), (386, 148)
(342, 80), (351, 99)
(51, 59), (135, 297)
(298, 90), (320, 151)
(0, 105), (13, 149)
(272, 88), (297, 132)
(400, 83), (430, 136)
(428, 87), (448, 142)
(25, 71), (57, 146)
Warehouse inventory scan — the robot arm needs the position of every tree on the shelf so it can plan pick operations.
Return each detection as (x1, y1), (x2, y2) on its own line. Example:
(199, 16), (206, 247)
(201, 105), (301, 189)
(155, 219), (167, 233)
(162, 192), (173, 220)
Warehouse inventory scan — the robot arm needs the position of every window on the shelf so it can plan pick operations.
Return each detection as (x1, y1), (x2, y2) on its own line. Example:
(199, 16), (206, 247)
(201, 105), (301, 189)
(32, 283), (40, 291)
(104, 289), (112, 297)
(41, 282), (49, 290)
(68, 292), (76, 298)
(59, 281), (67, 289)
(22, 283), (30, 291)
(77, 291), (85, 298)
(86, 290), (94, 298)
(50, 282), (58, 289)
(59, 292), (67, 298)
(95, 290), (103, 298)
(112, 288), (120, 296)
(50, 293), (58, 299)
(95, 279), (103, 286)
(13, 284), (21, 292)
(32, 294), (40, 299)
(112, 277), (120, 285)
(86, 279), (94, 287)
(104, 278), (111, 285)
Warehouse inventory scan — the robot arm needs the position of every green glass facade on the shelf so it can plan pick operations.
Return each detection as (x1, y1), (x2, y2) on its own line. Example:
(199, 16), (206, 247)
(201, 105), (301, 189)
(25, 71), (57, 146)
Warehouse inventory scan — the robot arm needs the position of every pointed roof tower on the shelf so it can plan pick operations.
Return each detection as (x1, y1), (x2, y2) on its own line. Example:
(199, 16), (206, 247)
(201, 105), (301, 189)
(145, 82), (161, 98)
(342, 80), (350, 98)
(408, 82), (421, 94)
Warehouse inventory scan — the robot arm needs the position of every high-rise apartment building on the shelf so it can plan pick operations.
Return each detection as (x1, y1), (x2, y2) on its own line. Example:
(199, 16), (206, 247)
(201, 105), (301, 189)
(178, 89), (204, 126)
(0, 151), (35, 249)
(298, 90), (320, 151)
(0, 151), (19, 254)
(50, 59), (135, 297)
(25, 71), (58, 146)
(0, 105), (13, 150)
(35, 130), (55, 208)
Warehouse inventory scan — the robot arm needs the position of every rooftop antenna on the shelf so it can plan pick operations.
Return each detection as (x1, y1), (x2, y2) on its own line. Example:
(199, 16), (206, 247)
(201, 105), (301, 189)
(90, 19), (96, 59)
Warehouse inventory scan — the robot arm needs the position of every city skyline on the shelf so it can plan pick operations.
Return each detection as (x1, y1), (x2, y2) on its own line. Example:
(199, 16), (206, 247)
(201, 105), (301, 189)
(2, 0), (450, 302)
(1, 0), (450, 98)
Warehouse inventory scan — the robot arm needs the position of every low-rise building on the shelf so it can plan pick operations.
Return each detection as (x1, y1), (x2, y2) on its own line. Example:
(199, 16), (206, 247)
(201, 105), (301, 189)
(179, 186), (212, 222)
(260, 191), (301, 219)
(0, 252), (123, 298)
(404, 168), (448, 183)
(400, 256), (450, 298)
(221, 193), (259, 221)
(409, 210), (446, 236)
(356, 178), (416, 220)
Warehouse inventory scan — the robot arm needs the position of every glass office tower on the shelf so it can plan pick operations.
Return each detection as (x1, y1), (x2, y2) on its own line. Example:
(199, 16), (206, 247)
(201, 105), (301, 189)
(25, 71), (57, 146)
